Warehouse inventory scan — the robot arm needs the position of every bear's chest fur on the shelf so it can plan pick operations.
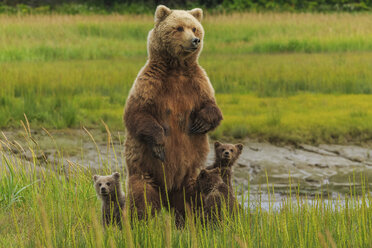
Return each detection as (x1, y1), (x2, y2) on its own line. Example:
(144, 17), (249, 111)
(158, 72), (201, 132)
(149, 71), (207, 190)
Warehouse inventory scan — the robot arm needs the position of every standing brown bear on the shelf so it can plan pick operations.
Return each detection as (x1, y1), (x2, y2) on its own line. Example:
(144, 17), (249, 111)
(123, 5), (222, 220)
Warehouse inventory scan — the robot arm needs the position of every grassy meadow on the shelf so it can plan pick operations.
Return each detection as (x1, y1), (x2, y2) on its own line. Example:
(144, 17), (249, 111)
(1, 12), (372, 247)
(1, 130), (372, 247)
(1, 13), (372, 143)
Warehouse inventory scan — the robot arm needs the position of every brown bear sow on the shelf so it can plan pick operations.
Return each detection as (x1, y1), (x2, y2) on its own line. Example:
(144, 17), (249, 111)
(196, 168), (236, 219)
(206, 141), (243, 189)
(123, 5), (222, 220)
(93, 172), (125, 228)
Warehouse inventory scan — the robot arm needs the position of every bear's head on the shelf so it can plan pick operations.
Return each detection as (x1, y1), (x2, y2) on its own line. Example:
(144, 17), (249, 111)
(148, 5), (204, 64)
(196, 168), (223, 195)
(93, 172), (121, 198)
(214, 141), (243, 167)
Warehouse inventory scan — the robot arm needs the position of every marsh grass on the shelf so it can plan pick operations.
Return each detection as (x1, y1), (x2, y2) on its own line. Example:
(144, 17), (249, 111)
(2, 57), (372, 143)
(2, 13), (372, 61)
(1, 13), (372, 143)
(1, 128), (372, 247)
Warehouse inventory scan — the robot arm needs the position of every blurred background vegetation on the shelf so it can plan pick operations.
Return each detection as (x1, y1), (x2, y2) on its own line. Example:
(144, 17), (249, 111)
(0, 0), (372, 14)
(1, 13), (372, 144)
(1, 1), (372, 144)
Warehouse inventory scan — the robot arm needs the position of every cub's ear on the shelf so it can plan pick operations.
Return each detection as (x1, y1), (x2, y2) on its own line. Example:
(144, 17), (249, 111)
(112, 172), (120, 180)
(188, 8), (203, 22)
(93, 175), (99, 182)
(214, 141), (222, 149)
(236, 144), (244, 152)
(155, 5), (171, 23)
(199, 169), (207, 178)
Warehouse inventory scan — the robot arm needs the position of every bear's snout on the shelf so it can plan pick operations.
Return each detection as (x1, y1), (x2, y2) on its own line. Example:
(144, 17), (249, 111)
(223, 151), (231, 159)
(100, 187), (108, 194)
(191, 37), (200, 47)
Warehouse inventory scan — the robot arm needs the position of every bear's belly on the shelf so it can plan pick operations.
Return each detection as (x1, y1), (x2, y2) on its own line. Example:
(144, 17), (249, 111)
(157, 92), (208, 190)
(125, 131), (208, 191)
(162, 128), (208, 189)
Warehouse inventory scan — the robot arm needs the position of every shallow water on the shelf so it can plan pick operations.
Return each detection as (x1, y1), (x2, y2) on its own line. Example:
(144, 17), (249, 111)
(1, 129), (372, 208)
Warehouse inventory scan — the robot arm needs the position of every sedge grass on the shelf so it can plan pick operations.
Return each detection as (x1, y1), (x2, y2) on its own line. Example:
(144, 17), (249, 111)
(1, 130), (372, 247)
(1, 13), (372, 143)
(1, 56), (372, 143)
(1, 13), (372, 61)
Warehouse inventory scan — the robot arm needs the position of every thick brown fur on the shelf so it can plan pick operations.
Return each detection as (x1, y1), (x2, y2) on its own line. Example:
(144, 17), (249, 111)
(123, 5), (222, 221)
(93, 172), (125, 228)
(195, 168), (237, 220)
(206, 141), (243, 188)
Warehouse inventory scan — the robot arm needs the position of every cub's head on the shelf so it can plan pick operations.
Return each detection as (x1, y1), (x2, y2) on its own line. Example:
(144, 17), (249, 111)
(93, 172), (121, 197)
(196, 168), (223, 194)
(214, 141), (243, 167)
(149, 5), (204, 60)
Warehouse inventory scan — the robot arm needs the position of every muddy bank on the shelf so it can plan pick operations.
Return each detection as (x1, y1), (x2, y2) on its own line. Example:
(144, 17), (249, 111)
(1, 129), (372, 198)
(224, 142), (372, 196)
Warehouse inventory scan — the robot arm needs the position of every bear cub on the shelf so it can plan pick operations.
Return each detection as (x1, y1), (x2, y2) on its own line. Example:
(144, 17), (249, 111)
(206, 141), (243, 189)
(196, 168), (237, 219)
(93, 172), (125, 228)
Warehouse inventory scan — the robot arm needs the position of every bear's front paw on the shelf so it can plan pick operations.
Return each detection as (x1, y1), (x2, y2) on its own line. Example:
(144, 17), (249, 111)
(152, 144), (165, 162)
(189, 117), (211, 134)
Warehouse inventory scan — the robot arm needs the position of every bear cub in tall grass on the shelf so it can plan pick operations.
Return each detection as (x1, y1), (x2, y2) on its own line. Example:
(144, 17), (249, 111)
(196, 168), (237, 219)
(93, 172), (125, 228)
(206, 141), (244, 189)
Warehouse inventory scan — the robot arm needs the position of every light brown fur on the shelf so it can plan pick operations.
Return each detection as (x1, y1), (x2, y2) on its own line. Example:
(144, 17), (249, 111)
(123, 5), (222, 221)
(206, 141), (243, 188)
(93, 172), (125, 228)
(195, 168), (237, 220)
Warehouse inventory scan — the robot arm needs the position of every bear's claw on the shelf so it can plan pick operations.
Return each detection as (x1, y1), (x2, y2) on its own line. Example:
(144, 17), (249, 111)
(152, 144), (165, 162)
(189, 118), (211, 134)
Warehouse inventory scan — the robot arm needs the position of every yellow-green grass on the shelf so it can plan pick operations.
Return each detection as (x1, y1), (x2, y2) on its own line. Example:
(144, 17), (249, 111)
(1, 13), (372, 143)
(216, 94), (372, 144)
(1, 141), (372, 247)
(1, 13), (372, 58)
(2, 56), (372, 144)
(1, 13), (372, 62)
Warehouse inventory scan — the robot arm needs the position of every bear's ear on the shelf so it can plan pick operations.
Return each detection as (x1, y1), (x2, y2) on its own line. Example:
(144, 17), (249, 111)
(235, 144), (244, 153)
(214, 141), (222, 149)
(155, 5), (171, 24)
(112, 172), (120, 180)
(188, 8), (203, 22)
(199, 169), (207, 178)
(93, 175), (99, 182)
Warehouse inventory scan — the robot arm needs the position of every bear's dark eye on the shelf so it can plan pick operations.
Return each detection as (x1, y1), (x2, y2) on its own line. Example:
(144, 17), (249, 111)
(222, 149), (225, 152)
(192, 27), (196, 33)
(106, 183), (110, 186)
(99, 183), (102, 186)
(177, 26), (184, 32)
(230, 149), (233, 152)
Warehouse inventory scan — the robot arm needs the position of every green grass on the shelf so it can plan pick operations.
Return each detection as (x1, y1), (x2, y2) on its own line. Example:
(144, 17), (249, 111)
(1, 132), (372, 247)
(216, 94), (372, 144)
(2, 58), (372, 144)
(1, 13), (372, 144)
(1, 13), (372, 62)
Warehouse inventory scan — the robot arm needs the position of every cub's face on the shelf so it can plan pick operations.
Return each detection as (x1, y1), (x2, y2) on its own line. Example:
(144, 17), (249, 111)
(196, 168), (223, 194)
(93, 172), (120, 196)
(152, 5), (204, 58)
(214, 142), (243, 165)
